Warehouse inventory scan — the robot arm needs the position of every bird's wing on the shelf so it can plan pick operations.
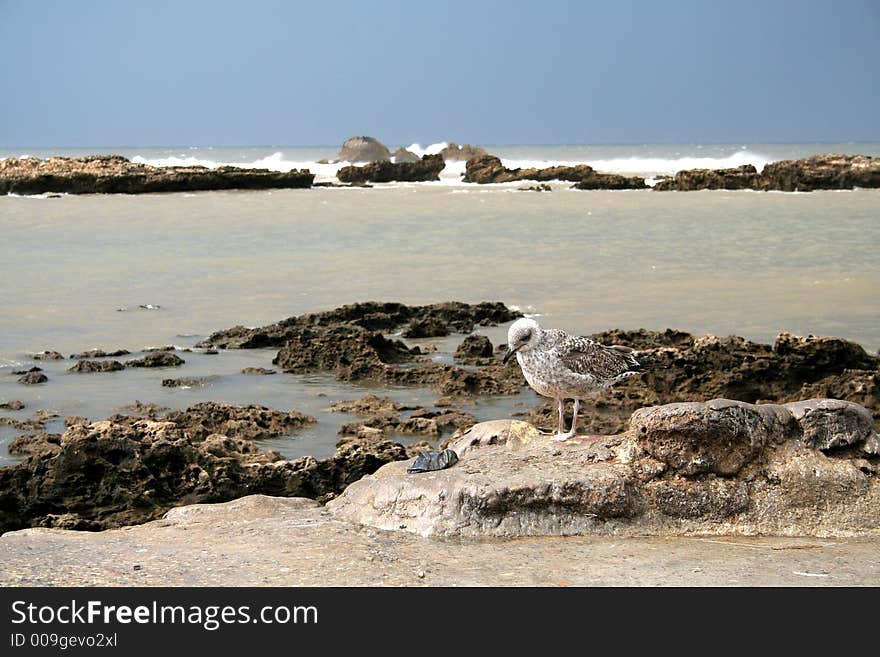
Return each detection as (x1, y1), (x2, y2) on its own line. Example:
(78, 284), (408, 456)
(556, 335), (641, 381)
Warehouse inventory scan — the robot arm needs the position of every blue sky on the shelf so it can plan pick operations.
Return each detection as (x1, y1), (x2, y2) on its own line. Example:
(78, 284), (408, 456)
(1, 0), (878, 147)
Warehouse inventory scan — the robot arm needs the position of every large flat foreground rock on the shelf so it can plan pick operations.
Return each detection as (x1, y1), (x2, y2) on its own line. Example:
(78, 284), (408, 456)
(328, 399), (880, 538)
(2, 495), (878, 586)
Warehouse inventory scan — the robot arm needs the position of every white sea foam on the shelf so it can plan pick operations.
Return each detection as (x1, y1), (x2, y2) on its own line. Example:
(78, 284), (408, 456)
(499, 150), (771, 177)
(124, 146), (774, 185)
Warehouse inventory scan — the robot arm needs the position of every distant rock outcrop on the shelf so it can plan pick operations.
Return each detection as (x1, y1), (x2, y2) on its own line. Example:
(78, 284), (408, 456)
(337, 154), (445, 183)
(391, 147), (420, 163)
(654, 154), (880, 191)
(463, 154), (646, 188)
(336, 136), (391, 163)
(439, 143), (488, 161)
(0, 155), (314, 195)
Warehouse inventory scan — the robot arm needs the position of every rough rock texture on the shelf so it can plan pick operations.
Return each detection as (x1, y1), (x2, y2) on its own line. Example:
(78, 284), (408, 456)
(391, 147), (419, 163)
(125, 352), (185, 368)
(163, 401), (315, 441)
(241, 367), (276, 375)
(336, 136), (391, 163)
(161, 377), (216, 388)
(18, 371), (47, 385)
(329, 400), (880, 538)
(0, 404), (404, 533)
(331, 395), (477, 441)
(653, 154), (880, 191)
(115, 401), (168, 418)
(0, 410), (57, 432)
(454, 334), (495, 364)
(198, 301), (521, 350)
(0, 155), (314, 195)
(760, 154), (880, 191)
(439, 143), (487, 161)
(337, 154), (445, 183)
(32, 350), (63, 361)
(525, 329), (880, 437)
(70, 348), (130, 359)
(463, 154), (646, 189)
(68, 359), (125, 373)
(0, 400), (26, 411)
(652, 165), (762, 191)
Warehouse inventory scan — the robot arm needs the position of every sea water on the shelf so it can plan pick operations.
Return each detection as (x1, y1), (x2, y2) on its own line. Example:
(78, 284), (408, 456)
(1, 143), (878, 464)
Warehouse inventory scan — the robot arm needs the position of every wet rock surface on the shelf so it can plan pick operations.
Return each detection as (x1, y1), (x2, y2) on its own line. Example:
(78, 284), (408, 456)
(198, 300), (520, 349)
(463, 154), (647, 188)
(454, 334), (495, 364)
(163, 401), (316, 441)
(337, 154), (445, 183)
(0, 403), (403, 534)
(330, 394), (477, 442)
(0, 400), (26, 411)
(32, 351), (63, 361)
(525, 329), (880, 437)
(0, 155), (314, 195)
(241, 367), (276, 375)
(70, 348), (130, 359)
(125, 352), (185, 368)
(68, 359), (125, 373)
(653, 154), (880, 191)
(329, 400), (880, 538)
(18, 371), (47, 385)
(161, 377), (216, 388)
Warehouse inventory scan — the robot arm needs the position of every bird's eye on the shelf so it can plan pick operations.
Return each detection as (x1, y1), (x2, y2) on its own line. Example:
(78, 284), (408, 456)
(521, 330), (532, 342)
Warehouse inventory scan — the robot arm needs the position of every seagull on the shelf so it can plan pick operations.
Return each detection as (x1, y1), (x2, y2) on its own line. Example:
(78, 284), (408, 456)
(502, 317), (642, 441)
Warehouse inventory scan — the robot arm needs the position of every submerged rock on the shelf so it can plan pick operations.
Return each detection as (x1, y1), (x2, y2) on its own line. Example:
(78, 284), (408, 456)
(329, 399), (880, 538)
(70, 348), (131, 359)
(0, 155), (314, 195)
(68, 360), (125, 373)
(18, 371), (47, 385)
(163, 401), (316, 441)
(198, 300), (521, 350)
(33, 350), (63, 361)
(125, 352), (185, 368)
(337, 154), (445, 183)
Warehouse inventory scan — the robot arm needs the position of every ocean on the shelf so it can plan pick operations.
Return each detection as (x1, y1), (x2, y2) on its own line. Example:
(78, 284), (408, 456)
(1, 142), (879, 465)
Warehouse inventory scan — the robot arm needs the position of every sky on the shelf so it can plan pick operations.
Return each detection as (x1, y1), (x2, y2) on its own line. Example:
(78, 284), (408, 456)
(1, 0), (878, 147)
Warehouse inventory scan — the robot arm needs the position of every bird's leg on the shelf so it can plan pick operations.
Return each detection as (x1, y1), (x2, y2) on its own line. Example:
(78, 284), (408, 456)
(552, 398), (578, 442)
(556, 399), (565, 435)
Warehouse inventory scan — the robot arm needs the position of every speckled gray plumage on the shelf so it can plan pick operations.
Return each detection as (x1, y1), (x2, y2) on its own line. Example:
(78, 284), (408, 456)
(504, 318), (642, 439)
(517, 327), (641, 399)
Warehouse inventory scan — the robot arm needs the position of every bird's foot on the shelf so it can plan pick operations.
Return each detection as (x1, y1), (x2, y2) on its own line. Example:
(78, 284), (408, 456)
(551, 431), (576, 442)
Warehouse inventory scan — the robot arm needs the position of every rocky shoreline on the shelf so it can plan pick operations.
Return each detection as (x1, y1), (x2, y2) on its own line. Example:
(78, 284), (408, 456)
(3, 140), (878, 194)
(2, 300), (879, 537)
(0, 154), (314, 195)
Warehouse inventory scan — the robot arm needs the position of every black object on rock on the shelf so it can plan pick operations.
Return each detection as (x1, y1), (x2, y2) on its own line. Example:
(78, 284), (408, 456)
(407, 448), (459, 473)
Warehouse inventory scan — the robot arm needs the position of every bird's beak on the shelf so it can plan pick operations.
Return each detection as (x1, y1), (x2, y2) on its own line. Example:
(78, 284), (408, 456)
(502, 346), (518, 365)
